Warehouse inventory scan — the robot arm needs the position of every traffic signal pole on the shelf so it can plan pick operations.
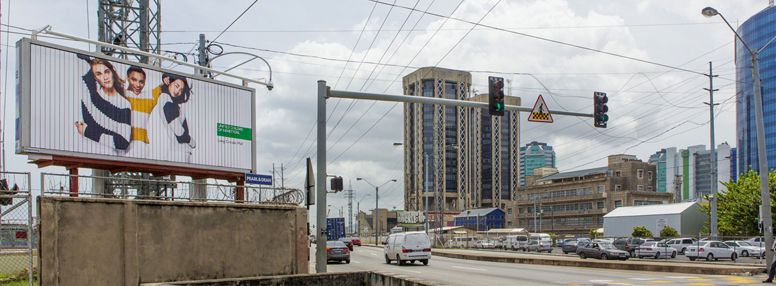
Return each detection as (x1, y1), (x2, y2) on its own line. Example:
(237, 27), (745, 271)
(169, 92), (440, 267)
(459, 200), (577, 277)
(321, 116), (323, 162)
(315, 80), (592, 273)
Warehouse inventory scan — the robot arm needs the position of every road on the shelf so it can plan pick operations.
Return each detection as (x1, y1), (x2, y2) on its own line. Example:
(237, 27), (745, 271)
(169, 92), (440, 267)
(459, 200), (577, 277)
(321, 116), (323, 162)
(312, 245), (766, 285)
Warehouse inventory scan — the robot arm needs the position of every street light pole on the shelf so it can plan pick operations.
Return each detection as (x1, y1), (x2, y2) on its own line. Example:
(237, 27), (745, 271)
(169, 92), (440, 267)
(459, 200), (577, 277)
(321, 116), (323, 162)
(357, 178), (396, 246)
(395, 142), (432, 235)
(703, 6), (776, 266)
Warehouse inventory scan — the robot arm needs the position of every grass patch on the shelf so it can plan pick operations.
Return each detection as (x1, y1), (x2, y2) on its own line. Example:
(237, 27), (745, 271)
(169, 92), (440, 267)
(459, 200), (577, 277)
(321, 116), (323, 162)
(0, 267), (36, 285)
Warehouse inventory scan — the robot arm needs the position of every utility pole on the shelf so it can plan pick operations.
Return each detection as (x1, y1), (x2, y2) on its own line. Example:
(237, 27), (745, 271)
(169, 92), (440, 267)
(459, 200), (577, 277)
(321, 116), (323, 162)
(675, 174), (683, 203)
(703, 61), (719, 237)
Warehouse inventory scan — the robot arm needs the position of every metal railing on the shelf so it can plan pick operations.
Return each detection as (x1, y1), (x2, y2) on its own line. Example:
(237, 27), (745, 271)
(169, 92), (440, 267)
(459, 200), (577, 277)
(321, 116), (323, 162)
(0, 172), (34, 286)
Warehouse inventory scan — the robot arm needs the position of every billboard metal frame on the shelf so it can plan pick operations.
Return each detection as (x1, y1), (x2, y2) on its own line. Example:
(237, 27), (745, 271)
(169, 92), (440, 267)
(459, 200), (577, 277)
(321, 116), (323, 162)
(16, 38), (257, 180)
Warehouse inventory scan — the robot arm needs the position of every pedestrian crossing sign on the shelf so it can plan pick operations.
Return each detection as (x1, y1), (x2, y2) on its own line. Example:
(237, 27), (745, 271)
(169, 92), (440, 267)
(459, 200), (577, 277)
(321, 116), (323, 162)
(528, 94), (553, 123)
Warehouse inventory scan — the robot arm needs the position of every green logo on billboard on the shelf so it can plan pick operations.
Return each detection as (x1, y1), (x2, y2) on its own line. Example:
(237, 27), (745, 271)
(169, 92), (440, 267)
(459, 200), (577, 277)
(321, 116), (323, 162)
(217, 123), (252, 140)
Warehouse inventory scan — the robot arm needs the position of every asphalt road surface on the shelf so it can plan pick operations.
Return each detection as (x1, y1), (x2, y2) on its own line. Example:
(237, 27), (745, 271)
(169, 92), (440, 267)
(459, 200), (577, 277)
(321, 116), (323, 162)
(312, 245), (767, 286)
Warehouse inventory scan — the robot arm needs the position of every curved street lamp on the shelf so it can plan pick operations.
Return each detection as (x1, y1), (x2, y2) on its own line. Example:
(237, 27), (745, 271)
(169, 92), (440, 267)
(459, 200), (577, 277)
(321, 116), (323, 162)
(702, 6), (775, 266)
(357, 178), (397, 245)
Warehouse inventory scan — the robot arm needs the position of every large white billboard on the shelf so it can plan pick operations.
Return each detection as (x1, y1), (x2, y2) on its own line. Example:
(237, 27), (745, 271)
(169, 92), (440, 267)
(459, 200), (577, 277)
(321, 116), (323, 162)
(15, 39), (256, 173)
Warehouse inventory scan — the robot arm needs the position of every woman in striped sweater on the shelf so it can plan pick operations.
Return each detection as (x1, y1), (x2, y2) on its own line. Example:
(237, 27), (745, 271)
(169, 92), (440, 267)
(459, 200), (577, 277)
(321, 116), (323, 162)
(147, 72), (195, 162)
(75, 55), (133, 154)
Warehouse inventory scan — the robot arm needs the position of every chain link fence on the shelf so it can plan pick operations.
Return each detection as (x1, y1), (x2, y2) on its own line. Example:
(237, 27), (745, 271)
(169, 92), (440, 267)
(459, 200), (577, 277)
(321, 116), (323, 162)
(0, 172), (34, 285)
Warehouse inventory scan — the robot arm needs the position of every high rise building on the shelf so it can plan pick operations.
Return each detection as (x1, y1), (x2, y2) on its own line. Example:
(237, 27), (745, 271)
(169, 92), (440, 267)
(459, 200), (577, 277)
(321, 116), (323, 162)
(736, 5), (776, 176)
(649, 143), (734, 202)
(401, 67), (520, 214)
(519, 141), (556, 186)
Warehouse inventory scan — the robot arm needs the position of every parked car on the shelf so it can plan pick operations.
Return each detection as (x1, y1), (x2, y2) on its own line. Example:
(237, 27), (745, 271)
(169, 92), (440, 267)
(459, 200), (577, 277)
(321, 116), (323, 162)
(525, 239), (553, 253)
(505, 235), (529, 250)
(447, 236), (477, 248)
(338, 237), (354, 250)
(685, 241), (737, 261)
(746, 236), (766, 248)
(561, 239), (588, 254)
(613, 237), (647, 255)
(665, 238), (697, 254)
(634, 241), (678, 259)
(475, 239), (496, 249)
(326, 241), (350, 263)
(724, 240), (763, 257)
(577, 242), (630, 260)
(384, 232), (431, 266)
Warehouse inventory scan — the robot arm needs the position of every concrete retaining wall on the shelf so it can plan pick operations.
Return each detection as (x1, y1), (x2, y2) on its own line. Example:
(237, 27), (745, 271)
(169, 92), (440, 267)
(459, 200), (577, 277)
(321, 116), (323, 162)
(38, 197), (308, 285)
(142, 271), (434, 286)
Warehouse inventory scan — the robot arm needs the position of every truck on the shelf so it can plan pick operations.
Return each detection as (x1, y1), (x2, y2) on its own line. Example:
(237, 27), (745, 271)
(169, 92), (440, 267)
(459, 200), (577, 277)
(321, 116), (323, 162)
(326, 217), (346, 241)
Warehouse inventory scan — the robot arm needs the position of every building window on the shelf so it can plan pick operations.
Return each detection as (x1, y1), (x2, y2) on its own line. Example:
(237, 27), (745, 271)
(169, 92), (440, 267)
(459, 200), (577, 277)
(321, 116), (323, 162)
(598, 201), (604, 209)
(638, 185), (644, 191)
(615, 171), (621, 177)
(615, 185), (622, 192)
(597, 186), (604, 193)
(638, 170), (644, 178)
(648, 171), (653, 180)
(508, 208), (513, 215)
(500, 215), (504, 219)
(508, 222), (513, 227)
(647, 187), (653, 192)
(490, 215), (494, 220)
(519, 208), (524, 214)
(615, 200), (622, 208)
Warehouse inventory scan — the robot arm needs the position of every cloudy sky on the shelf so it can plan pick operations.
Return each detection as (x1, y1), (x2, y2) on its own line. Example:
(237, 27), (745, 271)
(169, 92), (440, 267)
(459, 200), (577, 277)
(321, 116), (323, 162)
(0, 0), (768, 228)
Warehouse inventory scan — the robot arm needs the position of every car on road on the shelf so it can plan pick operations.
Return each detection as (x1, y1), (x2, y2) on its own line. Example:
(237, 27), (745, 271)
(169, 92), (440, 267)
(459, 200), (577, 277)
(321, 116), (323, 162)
(326, 241), (350, 263)
(525, 239), (553, 253)
(685, 241), (737, 261)
(634, 241), (677, 259)
(724, 240), (763, 257)
(447, 237), (477, 248)
(561, 239), (589, 254)
(384, 232), (431, 266)
(475, 239), (496, 249)
(338, 237), (354, 251)
(346, 237), (362, 247)
(577, 242), (630, 260)
(665, 238), (697, 254)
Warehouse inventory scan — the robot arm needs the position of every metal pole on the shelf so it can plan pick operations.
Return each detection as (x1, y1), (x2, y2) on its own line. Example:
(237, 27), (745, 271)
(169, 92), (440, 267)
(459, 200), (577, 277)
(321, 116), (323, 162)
(533, 195), (537, 232)
(752, 54), (773, 266)
(375, 186), (379, 246)
(315, 80), (327, 273)
(704, 61), (719, 237)
(198, 34), (206, 76)
(425, 154), (429, 235)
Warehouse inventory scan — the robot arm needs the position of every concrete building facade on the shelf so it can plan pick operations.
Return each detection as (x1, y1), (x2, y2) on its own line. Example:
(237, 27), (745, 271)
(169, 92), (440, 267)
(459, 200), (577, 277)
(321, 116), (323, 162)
(520, 141), (556, 187)
(401, 67), (520, 214)
(505, 155), (673, 238)
(649, 143), (735, 202)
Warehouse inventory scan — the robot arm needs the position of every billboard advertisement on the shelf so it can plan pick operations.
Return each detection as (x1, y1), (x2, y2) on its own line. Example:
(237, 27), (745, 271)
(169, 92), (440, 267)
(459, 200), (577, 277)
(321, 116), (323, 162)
(15, 39), (255, 173)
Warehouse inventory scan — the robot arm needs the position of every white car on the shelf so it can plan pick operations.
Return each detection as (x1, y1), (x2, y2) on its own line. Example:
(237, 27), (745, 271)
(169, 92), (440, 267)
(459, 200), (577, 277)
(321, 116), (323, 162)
(634, 241), (678, 259)
(724, 240), (764, 257)
(665, 238), (697, 254)
(384, 232), (431, 266)
(685, 241), (737, 261)
(525, 239), (553, 253)
(746, 237), (766, 248)
(475, 239), (496, 249)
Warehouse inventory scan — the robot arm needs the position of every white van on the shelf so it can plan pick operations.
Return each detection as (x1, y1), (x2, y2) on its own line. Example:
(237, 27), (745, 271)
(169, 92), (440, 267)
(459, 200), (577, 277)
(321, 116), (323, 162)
(384, 231), (432, 266)
(446, 236), (477, 248)
(505, 235), (529, 250)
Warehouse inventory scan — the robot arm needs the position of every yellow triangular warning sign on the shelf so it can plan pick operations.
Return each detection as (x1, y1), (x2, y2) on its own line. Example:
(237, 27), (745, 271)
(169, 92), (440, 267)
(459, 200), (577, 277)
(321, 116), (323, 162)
(528, 94), (553, 123)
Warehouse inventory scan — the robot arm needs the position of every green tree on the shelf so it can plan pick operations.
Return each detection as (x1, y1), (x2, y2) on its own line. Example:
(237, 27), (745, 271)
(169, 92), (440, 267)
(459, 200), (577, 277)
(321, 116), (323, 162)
(632, 226), (652, 238)
(660, 226), (678, 238)
(700, 170), (776, 236)
(589, 228), (598, 239)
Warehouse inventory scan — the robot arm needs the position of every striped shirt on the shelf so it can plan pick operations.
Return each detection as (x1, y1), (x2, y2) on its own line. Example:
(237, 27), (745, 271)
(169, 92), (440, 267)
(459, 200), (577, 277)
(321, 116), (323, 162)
(81, 83), (132, 151)
(126, 86), (162, 143)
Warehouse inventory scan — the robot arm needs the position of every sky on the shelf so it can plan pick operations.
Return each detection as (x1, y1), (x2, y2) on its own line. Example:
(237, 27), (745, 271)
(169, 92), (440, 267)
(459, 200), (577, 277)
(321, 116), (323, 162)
(0, 0), (769, 230)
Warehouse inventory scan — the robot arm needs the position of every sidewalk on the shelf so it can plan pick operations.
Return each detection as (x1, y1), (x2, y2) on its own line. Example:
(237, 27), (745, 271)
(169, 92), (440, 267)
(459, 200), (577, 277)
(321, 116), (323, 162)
(364, 245), (765, 275)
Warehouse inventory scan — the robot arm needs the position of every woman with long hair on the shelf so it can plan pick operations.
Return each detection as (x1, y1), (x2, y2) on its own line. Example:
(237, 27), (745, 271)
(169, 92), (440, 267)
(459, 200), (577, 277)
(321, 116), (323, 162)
(148, 72), (195, 162)
(75, 55), (132, 153)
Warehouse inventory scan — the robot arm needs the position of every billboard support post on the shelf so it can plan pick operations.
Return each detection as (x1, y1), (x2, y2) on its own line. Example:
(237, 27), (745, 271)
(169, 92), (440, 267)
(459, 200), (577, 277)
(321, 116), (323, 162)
(236, 179), (245, 202)
(69, 168), (78, 197)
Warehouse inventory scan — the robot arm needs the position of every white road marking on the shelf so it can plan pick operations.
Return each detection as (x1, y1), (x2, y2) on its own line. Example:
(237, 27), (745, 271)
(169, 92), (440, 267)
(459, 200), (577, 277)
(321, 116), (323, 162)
(590, 280), (612, 283)
(370, 253), (377, 256)
(666, 276), (697, 279)
(395, 268), (421, 274)
(451, 265), (487, 271)
(352, 261), (361, 263)
(629, 278), (654, 280)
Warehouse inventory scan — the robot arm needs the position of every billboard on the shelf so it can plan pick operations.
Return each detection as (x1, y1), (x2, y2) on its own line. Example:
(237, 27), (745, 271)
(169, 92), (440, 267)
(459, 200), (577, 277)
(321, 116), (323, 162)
(15, 39), (256, 174)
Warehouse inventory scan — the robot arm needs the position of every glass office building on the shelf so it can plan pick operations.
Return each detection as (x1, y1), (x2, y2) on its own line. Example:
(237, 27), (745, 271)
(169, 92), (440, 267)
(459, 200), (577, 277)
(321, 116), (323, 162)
(737, 5), (776, 176)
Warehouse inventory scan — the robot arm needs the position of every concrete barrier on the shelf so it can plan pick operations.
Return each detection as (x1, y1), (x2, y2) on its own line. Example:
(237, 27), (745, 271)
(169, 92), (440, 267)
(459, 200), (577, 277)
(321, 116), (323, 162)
(142, 271), (437, 286)
(38, 197), (308, 285)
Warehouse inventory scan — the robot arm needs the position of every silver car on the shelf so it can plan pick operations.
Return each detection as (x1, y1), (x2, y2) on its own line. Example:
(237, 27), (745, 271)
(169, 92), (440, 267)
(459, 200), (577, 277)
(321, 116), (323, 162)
(724, 240), (763, 257)
(634, 241), (677, 259)
(326, 241), (350, 263)
(685, 241), (737, 261)
(525, 239), (553, 253)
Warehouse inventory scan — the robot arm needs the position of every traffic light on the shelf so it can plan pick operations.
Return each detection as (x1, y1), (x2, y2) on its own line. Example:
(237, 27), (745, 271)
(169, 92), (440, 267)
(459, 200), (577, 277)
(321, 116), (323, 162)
(489, 76), (505, 116)
(330, 176), (343, 192)
(594, 91), (609, 128)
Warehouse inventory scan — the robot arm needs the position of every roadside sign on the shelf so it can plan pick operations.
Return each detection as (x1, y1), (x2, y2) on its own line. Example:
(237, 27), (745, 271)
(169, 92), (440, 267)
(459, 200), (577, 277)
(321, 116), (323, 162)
(528, 94), (553, 123)
(245, 173), (272, 185)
